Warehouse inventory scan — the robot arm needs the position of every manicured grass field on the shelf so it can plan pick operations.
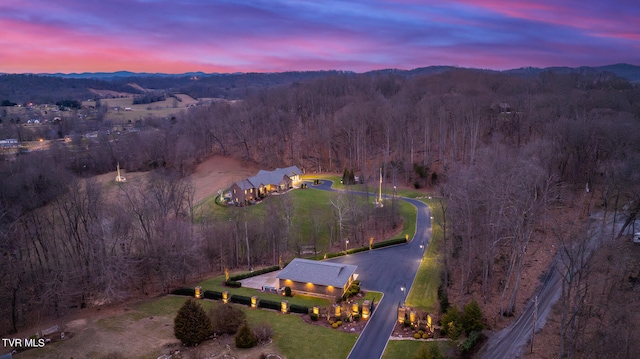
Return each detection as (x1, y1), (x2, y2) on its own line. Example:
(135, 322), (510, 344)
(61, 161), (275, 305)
(245, 307), (357, 359)
(406, 198), (443, 312)
(382, 340), (450, 359)
(195, 179), (421, 255)
(92, 294), (357, 359)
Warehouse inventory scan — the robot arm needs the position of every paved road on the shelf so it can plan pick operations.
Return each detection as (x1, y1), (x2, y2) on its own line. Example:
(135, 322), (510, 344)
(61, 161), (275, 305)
(480, 212), (622, 358)
(312, 180), (432, 359)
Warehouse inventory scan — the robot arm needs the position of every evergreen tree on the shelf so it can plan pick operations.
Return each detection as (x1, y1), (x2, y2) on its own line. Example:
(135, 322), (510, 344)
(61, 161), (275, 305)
(461, 300), (484, 335)
(235, 322), (257, 348)
(174, 299), (213, 346)
(440, 305), (463, 340)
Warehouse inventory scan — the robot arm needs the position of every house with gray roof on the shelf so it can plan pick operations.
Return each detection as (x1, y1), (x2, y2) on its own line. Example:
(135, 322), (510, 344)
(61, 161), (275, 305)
(276, 258), (358, 299)
(229, 166), (303, 205)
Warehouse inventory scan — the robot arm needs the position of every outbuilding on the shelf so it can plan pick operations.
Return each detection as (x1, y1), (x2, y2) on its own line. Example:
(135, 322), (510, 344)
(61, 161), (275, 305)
(276, 258), (358, 299)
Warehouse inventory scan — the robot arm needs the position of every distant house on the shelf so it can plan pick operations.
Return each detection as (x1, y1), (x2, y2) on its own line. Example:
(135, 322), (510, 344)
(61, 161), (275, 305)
(276, 258), (358, 299)
(230, 166), (303, 205)
(230, 179), (262, 205)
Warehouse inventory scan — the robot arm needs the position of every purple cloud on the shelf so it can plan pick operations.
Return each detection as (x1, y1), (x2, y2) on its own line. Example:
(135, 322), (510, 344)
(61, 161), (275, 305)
(0, 0), (637, 73)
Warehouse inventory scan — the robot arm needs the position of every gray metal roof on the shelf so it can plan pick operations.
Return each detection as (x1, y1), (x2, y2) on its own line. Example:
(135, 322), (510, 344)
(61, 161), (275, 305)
(277, 258), (357, 288)
(235, 166), (301, 191)
(274, 166), (302, 177)
(248, 171), (287, 187)
(235, 179), (256, 190)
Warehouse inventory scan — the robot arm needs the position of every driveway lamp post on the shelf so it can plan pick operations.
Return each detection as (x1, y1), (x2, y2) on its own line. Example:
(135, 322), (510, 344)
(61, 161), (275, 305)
(400, 284), (406, 305)
(345, 239), (349, 252)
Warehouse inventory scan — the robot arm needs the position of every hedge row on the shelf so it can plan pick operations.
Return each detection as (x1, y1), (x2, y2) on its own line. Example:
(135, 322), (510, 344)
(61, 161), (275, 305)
(258, 299), (281, 310)
(230, 294), (252, 306)
(170, 288), (195, 296)
(228, 265), (281, 282)
(307, 237), (408, 260)
(372, 237), (408, 249)
(204, 290), (223, 300)
(170, 288), (310, 314)
(290, 304), (309, 314)
(225, 280), (242, 288)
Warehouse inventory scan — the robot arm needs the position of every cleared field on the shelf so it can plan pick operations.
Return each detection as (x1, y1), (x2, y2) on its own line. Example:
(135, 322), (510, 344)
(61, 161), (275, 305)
(98, 94), (199, 121)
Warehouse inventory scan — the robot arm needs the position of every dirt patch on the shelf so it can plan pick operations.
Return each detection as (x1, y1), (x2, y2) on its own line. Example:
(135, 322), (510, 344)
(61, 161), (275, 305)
(93, 155), (259, 204)
(188, 156), (259, 204)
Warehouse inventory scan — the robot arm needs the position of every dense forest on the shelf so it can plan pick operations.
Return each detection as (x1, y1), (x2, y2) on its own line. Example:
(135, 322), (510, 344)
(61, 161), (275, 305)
(1, 68), (640, 357)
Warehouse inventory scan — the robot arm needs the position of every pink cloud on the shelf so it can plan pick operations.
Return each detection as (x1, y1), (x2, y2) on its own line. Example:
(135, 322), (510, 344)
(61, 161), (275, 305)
(453, 0), (640, 42)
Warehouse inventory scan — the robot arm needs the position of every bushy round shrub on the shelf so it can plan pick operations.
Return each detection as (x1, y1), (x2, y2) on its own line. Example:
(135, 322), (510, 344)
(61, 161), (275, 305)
(252, 323), (273, 344)
(209, 303), (246, 335)
(332, 323), (339, 329)
(414, 333), (421, 339)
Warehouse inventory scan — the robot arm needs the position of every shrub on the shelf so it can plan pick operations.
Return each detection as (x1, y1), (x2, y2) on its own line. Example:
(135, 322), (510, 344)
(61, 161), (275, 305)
(437, 283), (450, 313)
(225, 280), (242, 288)
(235, 323), (257, 348)
(230, 294), (252, 306)
(228, 266), (281, 281)
(372, 237), (407, 249)
(290, 304), (309, 314)
(258, 299), (280, 311)
(332, 323), (339, 328)
(173, 299), (212, 346)
(414, 333), (421, 339)
(336, 320), (342, 326)
(461, 300), (485, 335)
(342, 281), (361, 300)
(422, 333), (429, 339)
(310, 313), (319, 321)
(209, 303), (246, 335)
(203, 290), (222, 300)
(353, 313), (360, 321)
(284, 286), (292, 297)
(170, 288), (195, 297)
(441, 306), (462, 340)
(252, 323), (273, 344)
(460, 331), (482, 353)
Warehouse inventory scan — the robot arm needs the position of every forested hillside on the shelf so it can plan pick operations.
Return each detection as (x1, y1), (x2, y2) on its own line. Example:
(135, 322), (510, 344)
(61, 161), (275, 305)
(1, 68), (639, 357)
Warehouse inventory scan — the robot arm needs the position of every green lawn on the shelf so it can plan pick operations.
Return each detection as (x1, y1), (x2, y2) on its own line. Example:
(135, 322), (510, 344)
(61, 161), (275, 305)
(406, 199), (443, 312)
(195, 178), (423, 256)
(94, 294), (357, 359)
(245, 307), (357, 359)
(382, 340), (451, 359)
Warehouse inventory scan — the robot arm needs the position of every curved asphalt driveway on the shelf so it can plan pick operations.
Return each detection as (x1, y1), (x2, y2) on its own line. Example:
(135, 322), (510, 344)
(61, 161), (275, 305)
(311, 180), (432, 359)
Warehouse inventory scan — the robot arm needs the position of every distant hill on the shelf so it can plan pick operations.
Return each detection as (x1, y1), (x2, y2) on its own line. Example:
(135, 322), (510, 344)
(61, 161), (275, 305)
(1, 64), (638, 104)
(39, 71), (213, 80)
(504, 63), (640, 82)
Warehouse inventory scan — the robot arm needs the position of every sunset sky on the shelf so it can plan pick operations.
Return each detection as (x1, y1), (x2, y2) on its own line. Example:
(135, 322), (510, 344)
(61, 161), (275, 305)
(1, 0), (638, 74)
